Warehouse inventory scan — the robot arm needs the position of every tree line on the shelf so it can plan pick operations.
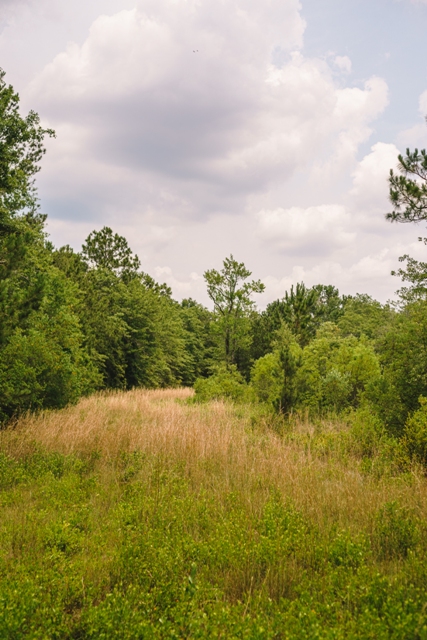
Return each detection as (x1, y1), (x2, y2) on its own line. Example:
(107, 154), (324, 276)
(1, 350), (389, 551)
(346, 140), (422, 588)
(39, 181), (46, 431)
(2, 67), (427, 458)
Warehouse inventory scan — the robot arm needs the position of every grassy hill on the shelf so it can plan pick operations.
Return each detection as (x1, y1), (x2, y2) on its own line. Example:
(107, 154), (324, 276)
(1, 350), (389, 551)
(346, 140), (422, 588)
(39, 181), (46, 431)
(1, 390), (427, 638)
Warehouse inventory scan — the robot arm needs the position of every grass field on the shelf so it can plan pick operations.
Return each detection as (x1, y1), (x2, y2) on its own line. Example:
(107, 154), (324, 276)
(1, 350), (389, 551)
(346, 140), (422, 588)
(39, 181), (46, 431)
(1, 389), (427, 638)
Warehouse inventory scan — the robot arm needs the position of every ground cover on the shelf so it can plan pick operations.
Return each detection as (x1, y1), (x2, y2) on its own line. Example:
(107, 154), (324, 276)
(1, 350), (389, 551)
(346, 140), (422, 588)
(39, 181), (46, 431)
(1, 389), (427, 639)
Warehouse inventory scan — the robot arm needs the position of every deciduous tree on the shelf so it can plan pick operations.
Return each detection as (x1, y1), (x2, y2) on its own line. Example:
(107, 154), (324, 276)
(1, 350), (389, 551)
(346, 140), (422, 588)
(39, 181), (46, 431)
(204, 255), (264, 368)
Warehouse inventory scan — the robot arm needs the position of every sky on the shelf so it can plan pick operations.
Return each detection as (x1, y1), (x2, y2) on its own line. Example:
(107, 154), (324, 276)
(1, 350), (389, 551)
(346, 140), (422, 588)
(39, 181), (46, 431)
(1, 0), (427, 307)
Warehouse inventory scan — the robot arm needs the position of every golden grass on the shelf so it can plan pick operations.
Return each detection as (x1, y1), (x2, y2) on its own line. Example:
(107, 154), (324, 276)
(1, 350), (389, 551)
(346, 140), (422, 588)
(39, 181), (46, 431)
(1, 388), (426, 537)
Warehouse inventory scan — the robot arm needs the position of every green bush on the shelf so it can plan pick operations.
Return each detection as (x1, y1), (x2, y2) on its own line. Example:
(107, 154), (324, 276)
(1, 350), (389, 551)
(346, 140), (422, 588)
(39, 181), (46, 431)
(345, 406), (386, 459)
(403, 396), (427, 466)
(294, 326), (381, 414)
(0, 318), (98, 423)
(194, 365), (249, 402)
(250, 352), (282, 406)
(373, 501), (419, 560)
(321, 368), (351, 411)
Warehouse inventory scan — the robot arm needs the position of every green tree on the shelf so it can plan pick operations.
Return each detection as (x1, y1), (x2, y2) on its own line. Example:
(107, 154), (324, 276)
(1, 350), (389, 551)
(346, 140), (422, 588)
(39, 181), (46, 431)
(387, 147), (427, 225)
(0, 68), (56, 344)
(179, 299), (215, 385)
(0, 69), (54, 227)
(253, 283), (349, 358)
(311, 284), (349, 325)
(0, 70), (101, 422)
(272, 325), (302, 414)
(373, 300), (427, 432)
(281, 282), (319, 346)
(338, 294), (394, 342)
(250, 352), (283, 407)
(251, 324), (303, 413)
(391, 254), (427, 303)
(54, 235), (196, 390)
(295, 323), (381, 414)
(0, 270), (99, 421)
(81, 226), (141, 280)
(204, 255), (265, 369)
(387, 143), (427, 300)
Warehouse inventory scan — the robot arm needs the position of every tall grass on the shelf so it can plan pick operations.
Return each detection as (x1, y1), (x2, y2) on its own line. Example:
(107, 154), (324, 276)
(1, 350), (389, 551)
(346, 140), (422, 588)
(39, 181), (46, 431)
(1, 390), (427, 638)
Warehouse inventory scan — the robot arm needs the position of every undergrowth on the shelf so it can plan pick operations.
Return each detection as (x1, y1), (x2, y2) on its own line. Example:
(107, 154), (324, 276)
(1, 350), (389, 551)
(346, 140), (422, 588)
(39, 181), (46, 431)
(1, 389), (427, 638)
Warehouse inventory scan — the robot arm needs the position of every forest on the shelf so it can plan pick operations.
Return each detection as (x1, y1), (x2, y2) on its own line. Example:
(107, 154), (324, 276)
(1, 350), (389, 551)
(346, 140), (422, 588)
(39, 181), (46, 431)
(2, 67), (427, 459)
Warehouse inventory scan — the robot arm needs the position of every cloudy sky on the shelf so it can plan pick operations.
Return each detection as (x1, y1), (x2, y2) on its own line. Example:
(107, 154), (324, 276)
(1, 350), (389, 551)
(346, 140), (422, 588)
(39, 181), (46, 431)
(2, 0), (427, 306)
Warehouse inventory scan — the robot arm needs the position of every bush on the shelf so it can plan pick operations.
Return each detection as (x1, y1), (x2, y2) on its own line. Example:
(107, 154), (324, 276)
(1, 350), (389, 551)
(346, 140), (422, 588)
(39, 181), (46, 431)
(194, 365), (249, 402)
(373, 501), (419, 560)
(250, 353), (282, 406)
(295, 327), (381, 414)
(345, 407), (386, 459)
(321, 368), (351, 411)
(0, 317), (98, 423)
(403, 396), (427, 467)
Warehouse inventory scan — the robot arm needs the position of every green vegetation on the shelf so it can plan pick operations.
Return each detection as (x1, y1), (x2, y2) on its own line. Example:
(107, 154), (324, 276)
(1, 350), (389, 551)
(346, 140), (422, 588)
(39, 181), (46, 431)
(1, 389), (427, 639)
(4, 67), (427, 637)
(2, 65), (427, 445)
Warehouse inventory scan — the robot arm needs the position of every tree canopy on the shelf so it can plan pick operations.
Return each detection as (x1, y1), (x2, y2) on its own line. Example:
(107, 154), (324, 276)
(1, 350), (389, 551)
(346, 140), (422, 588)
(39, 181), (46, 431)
(204, 255), (265, 368)
(388, 147), (427, 224)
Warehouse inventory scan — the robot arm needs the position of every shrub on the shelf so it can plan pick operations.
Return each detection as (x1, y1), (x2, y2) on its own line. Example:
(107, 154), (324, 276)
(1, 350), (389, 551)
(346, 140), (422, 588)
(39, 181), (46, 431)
(373, 501), (419, 560)
(321, 368), (351, 411)
(194, 365), (248, 402)
(403, 396), (427, 467)
(345, 406), (386, 459)
(250, 353), (282, 406)
(295, 327), (381, 414)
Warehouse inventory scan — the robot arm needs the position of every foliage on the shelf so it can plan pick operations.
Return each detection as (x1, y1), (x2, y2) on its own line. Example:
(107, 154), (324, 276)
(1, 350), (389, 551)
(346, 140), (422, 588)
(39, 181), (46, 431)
(280, 282), (319, 346)
(250, 323), (382, 416)
(204, 255), (264, 369)
(0, 304), (98, 422)
(252, 283), (349, 361)
(373, 501), (419, 560)
(311, 283), (349, 324)
(81, 226), (141, 280)
(0, 68), (54, 227)
(387, 147), (427, 224)
(250, 352), (283, 406)
(272, 324), (302, 413)
(1, 391), (427, 638)
(179, 299), (215, 385)
(0, 208), (98, 423)
(403, 396), (427, 467)
(338, 294), (394, 341)
(387, 143), (427, 303)
(391, 251), (427, 303)
(194, 364), (248, 402)
(294, 324), (381, 413)
(375, 300), (427, 431)
(55, 252), (192, 391)
(344, 406), (388, 459)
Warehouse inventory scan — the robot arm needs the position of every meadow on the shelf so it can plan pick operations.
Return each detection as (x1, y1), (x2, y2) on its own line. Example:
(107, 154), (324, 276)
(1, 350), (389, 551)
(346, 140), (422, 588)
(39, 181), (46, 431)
(1, 389), (427, 639)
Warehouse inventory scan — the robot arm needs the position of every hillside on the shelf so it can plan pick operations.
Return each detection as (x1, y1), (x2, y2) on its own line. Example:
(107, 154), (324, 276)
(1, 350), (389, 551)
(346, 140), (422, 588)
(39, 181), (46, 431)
(1, 389), (427, 638)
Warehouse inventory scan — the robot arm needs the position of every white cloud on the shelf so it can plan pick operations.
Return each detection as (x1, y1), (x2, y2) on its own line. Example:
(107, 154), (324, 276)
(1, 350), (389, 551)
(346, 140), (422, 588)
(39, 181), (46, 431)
(350, 141), (399, 210)
(333, 55), (352, 74)
(5, 0), (421, 305)
(419, 89), (427, 116)
(31, 1), (389, 229)
(153, 265), (205, 298)
(396, 88), (427, 150)
(257, 204), (354, 254)
(252, 139), (417, 305)
(261, 251), (398, 305)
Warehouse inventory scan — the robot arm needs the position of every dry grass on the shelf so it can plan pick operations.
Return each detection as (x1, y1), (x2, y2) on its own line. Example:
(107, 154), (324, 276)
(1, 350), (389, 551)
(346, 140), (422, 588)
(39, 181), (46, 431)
(1, 388), (426, 537)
